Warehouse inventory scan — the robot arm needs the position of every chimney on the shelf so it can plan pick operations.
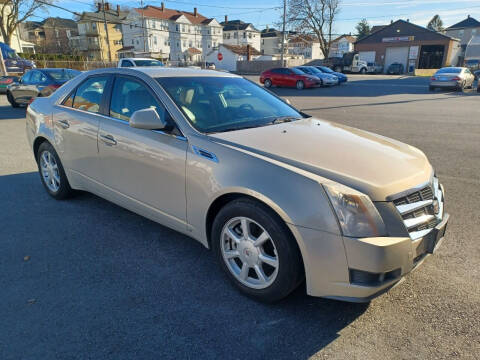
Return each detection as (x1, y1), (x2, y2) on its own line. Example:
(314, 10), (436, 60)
(97, 2), (101, 11)
(161, 2), (165, 11)
(407, 19), (409, 22)
(194, 7), (197, 17)
(225, 15), (228, 23)
(105, 2), (110, 11)
(468, 14), (471, 18)
(117, 4), (120, 14)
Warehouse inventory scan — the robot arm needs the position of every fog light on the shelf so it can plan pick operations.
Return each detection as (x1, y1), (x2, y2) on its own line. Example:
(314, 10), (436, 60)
(349, 268), (401, 286)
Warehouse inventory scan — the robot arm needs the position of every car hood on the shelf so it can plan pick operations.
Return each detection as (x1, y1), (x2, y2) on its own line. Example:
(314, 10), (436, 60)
(209, 118), (432, 201)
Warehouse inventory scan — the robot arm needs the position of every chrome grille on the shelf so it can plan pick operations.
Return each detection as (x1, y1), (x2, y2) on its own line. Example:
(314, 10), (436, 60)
(393, 177), (444, 240)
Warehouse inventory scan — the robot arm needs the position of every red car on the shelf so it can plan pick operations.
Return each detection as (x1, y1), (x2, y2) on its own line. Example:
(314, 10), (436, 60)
(260, 67), (321, 90)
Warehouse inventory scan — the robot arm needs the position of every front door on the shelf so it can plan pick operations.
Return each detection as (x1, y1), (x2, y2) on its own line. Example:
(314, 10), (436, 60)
(98, 75), (188, 231)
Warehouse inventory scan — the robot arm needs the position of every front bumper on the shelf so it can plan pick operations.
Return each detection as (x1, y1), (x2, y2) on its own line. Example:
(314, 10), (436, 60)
(289, 213), (449, 302)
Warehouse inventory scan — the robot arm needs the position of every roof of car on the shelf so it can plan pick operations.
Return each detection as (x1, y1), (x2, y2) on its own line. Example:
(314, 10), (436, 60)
(130, 67), (239, 78)
(121, 58), (161, 61)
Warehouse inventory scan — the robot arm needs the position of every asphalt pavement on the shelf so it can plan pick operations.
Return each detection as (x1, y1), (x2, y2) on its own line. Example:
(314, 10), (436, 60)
(0, 75), (479, 359)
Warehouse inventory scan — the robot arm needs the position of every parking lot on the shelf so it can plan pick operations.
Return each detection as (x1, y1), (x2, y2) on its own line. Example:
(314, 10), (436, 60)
(1, 75), (479, 359)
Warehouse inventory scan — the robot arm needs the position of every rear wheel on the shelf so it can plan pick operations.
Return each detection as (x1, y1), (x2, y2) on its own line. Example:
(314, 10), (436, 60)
(212, 198), (304, 302)
(7, 92), (20, 108)
(264, 78), (272, 88)
(360, 68), (367, 74)
(429, 86), (435, 91)
(36, 142), (74, 200)
(334, 66), (342, 73)
(457, 82), (465, 92)
(296, 80), (305, 90)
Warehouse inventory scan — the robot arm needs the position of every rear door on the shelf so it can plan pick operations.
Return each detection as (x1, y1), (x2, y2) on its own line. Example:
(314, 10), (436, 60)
(97, 74), (188, 231)
(54, 75), (111, 182)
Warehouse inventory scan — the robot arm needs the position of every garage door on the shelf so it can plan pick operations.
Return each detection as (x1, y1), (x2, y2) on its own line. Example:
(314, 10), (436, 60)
(384, 47), (409, 73)
(359, 51), (376, 63)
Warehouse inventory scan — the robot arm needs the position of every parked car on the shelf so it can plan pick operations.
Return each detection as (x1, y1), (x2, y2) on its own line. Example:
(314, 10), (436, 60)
(367, 62), (383, 74)
(313, 66), (348, 83)
(0, 42), (36, 73)
(429, 67), (475, 91)
(473, 69), (480, 80)
(7, 68), (80, 107)
(387, 63), (404, 75)
(0, 75), (19, 93)
(27, 67), (449, 303)
(295, 66), (338, 86)
(260, 67), (322, 89)
(118, 58), (164, 67)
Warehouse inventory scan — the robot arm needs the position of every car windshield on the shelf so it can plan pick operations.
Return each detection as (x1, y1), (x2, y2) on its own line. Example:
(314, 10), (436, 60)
(436, 68), (461, 74)
(291, 68), (306, 75)
(134, 59), (163, 66)
(305, 67), (322, 74)
(5, 49), (19, 59)
(157, 76), (303, 133)
(46, 69), (81, 81)
(319, 66), (334, 73)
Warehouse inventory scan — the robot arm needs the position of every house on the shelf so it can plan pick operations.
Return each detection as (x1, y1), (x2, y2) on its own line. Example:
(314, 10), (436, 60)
(205, 44), (261, 71)
(260, 28), (291, 56)
(328, 35), (356, 58)
(287, 34), (323, 60)
(0, 0), (35, 53)
(354, 19), (462, 72)
(120, 3), (222, 62)
(444, 16), (480, 65)
(69, 2), (128, 61)
(21, 18), (78, 54)
(220, 18), (261, 51)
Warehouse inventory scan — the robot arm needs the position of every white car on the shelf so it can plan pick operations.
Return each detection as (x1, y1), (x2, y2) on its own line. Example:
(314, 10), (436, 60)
(118, 58), (164, 68)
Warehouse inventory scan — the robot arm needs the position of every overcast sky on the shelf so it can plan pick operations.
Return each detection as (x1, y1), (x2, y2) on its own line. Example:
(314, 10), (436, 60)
(38, 0), (479, 35)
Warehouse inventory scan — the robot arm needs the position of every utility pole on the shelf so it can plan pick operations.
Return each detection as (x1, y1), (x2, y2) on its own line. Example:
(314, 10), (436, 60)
(141, 0), (147, 53)
(0, 48), (7, 76)
(280, 0), (286, 66)
(101, 0), (112, 62)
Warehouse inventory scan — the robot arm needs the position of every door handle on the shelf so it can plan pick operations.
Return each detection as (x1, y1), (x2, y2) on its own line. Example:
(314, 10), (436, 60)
(56, 119), (70, 129)
(100, 134), (117, 146)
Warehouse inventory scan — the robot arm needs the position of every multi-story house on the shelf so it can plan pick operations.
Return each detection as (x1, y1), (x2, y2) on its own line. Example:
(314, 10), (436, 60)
(120, 3), (222, 62)
(22, 18), (78, 54)
(288, 34), (323, 60)
(221, 18), (261, 51)
(445, 16), (480, 65)
(260, 28), (290, 56)
(328, 34), (356, 58)
(69, 3), (127, 61)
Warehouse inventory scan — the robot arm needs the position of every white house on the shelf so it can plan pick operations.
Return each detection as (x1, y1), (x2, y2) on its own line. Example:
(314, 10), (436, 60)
(0, 1), (35, 53)
(288, 35), (323, 60)
(220, 18), (261, 52)
(260, 28), (288, 56)
(121, 3), (222, 62)
(328, 34), (356, 58)
(205, 44), (261, 71)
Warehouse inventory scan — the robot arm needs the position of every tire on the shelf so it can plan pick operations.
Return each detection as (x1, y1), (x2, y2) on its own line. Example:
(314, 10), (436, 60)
(7, 92), (20, 108)
(457, 82), (465, 92)
(36, 141), (74, 200)
(264, 78), (272, 88)
(212, 198), (304, 303)
(296, 80), (305, 90)
(334, 66), (342, 73)
(429, 86), (435, 91)
(360, 68), (367, 74)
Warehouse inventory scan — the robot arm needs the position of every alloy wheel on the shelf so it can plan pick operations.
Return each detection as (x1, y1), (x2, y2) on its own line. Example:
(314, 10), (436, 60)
(220, 217), (279, 289)
(40, 150), (61, 192)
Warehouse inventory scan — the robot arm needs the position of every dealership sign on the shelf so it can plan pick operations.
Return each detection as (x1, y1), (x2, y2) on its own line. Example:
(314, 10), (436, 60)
(382, 36), (415, 42)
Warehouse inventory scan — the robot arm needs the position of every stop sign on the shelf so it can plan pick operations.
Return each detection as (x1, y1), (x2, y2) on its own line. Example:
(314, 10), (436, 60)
(217, 52), (223, 61)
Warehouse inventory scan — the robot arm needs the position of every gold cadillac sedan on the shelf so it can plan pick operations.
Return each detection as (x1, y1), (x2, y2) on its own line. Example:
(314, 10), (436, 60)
(26, 68), (449, 302)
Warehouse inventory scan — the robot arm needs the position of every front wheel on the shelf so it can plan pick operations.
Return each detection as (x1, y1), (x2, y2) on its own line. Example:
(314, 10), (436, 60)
(212, 198), (304, 302)
(296, 80), (305, 90)
(360, 68), (367, 74)
(36, 142), (74, 200)
(429, 86), (435, 91)
(7, 92), (20, 108)
(264, 78), (272, 88)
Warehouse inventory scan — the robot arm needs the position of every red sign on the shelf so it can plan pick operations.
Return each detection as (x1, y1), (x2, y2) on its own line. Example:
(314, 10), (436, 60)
(217, 52), (223, 61)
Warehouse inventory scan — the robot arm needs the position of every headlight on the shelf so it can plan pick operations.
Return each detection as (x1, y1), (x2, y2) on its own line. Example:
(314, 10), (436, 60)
(323, 183), (387, 238)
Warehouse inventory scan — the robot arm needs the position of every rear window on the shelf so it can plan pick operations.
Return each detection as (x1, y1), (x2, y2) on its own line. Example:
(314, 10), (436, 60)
(436, 68), (461, 74)
(133, 59), (163, 66)
(47, 69), (81, 81)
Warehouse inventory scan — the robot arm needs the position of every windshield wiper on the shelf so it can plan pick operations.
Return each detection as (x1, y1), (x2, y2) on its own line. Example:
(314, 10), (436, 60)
(271, 116), (302, 124)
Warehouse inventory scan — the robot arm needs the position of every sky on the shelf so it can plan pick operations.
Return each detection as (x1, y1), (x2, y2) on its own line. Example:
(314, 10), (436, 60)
(33, 0), (480, 35)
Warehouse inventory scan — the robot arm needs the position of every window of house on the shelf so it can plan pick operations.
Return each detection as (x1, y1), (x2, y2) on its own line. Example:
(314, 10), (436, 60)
(234, 32), (238, 39)
(176, 25), (179, 31)
(92, 23), (96, 30)
(152, 21), (156, 29)
(459, 29), (464, 36)
(243, 32), (246, 39)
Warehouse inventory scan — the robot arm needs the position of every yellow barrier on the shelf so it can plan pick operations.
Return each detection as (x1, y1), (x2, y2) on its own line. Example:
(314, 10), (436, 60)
(414, 69), (438, 77)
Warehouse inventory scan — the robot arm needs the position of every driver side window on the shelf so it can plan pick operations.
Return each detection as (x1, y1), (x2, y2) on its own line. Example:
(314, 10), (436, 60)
(21, 72), (32, 84)
(121, 60), (134, 67)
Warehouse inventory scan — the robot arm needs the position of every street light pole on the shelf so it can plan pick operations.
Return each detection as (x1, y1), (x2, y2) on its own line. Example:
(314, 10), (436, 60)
(141, 0), (147, 53)
(280, 0), (286, 66)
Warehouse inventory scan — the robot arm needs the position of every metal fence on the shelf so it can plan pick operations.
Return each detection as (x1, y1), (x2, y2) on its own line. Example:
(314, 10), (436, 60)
(32, 60), (118, 71)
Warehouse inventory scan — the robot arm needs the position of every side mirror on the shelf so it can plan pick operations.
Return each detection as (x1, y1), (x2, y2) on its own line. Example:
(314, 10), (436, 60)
(129, 107), (168, 130)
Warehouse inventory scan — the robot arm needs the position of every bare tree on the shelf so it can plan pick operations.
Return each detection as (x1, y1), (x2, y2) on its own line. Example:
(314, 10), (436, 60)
(0, 0), (53, 47)
(287, 0), (340, 58)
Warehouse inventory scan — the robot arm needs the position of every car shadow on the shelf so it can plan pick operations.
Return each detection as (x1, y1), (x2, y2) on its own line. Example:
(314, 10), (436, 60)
(0, 103), (26, 120)
(0, 172), (368, 359)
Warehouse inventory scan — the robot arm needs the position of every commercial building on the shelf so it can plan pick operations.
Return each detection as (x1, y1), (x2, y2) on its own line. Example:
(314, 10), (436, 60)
(120, 3), (222, 62)
(355, 20), (461, 73)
